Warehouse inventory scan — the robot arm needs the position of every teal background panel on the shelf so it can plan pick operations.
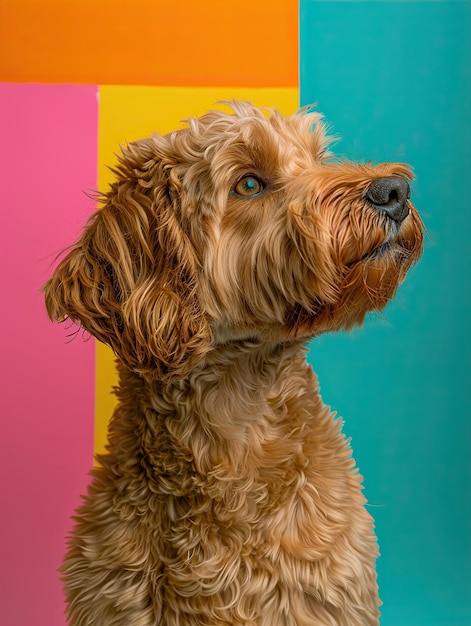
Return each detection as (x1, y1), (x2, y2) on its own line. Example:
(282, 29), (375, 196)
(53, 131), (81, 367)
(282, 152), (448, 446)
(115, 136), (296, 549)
(300, 2), (470, 625)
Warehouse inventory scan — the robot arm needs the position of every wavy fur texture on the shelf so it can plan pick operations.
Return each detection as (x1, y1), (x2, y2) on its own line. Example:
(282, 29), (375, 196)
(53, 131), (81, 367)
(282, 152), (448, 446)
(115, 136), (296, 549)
(44, 101), (423, 625)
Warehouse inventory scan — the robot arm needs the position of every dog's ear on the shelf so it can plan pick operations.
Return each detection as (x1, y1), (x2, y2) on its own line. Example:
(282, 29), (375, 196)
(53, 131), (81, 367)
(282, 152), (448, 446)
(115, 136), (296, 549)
(44, 135), (211, 382)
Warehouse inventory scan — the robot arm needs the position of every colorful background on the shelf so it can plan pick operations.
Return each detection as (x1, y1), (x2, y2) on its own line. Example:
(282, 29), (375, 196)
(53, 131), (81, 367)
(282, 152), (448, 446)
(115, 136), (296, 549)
(1, 1), (469, 625)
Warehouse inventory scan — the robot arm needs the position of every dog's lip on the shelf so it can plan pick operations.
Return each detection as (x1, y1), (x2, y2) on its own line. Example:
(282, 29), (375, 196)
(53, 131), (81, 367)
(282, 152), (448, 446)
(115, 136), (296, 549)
(358, 241), (392, 262)
(348, 233), (399, 266)
(347, 215), (410, 266)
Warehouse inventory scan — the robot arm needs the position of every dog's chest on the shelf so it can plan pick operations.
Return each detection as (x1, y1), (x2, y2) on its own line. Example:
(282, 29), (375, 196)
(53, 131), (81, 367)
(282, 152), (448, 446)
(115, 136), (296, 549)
(137, 377), (354, 566)
(97, 359), (378, 623)
(125, 394), (370, 623)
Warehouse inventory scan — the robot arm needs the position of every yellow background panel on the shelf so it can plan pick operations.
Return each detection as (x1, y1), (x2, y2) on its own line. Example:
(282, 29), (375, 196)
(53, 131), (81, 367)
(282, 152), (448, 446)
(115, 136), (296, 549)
(95, 86), (299, 456)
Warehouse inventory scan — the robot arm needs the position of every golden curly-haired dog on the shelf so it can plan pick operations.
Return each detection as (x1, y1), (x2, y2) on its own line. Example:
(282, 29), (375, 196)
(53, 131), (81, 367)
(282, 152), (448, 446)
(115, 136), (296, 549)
(45, 101), (423, 625)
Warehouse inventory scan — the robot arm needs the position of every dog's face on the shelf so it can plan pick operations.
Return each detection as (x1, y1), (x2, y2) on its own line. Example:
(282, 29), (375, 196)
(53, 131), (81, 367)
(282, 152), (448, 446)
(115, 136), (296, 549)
(45, 101), (423, 380)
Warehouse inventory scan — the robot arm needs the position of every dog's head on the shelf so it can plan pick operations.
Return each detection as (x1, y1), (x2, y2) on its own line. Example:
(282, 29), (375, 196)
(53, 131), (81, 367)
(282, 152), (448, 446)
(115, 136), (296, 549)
(44, 101), (423, 380)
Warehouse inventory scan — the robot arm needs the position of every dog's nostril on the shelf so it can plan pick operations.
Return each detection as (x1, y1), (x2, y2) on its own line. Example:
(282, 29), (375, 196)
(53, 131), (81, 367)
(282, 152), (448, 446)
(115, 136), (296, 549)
(366, 176), (411, 224)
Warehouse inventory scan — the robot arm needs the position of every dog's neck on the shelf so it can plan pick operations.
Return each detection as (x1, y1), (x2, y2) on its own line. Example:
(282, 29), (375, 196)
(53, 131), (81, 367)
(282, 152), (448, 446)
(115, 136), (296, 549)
(111, 339), (322, 481)
(170, 338), (307, 431)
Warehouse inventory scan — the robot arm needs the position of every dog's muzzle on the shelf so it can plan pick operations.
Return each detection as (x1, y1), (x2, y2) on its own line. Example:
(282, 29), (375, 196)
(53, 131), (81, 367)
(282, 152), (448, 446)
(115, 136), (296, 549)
(365, 176), (410, 224)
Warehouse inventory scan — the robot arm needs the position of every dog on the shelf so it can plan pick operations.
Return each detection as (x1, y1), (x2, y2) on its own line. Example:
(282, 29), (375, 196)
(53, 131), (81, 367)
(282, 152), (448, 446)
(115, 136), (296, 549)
(44, 101), (423, 625)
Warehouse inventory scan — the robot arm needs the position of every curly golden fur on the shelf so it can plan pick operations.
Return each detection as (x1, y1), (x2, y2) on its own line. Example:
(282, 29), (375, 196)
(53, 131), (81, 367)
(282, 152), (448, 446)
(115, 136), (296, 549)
(44, 101), (423, 625)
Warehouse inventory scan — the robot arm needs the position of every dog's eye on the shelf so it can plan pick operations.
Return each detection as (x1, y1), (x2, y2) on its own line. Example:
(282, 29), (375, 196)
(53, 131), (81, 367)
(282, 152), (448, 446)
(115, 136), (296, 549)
(232, 175), (264, 198)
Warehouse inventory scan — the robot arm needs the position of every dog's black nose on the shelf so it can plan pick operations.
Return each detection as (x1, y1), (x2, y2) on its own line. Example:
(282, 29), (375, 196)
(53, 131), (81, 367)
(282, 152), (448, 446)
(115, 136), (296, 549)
(366, 176), (410, 223)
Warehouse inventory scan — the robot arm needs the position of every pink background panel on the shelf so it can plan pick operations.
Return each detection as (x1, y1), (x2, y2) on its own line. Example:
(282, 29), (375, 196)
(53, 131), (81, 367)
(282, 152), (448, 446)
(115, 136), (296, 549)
(0, 84), (98, 626)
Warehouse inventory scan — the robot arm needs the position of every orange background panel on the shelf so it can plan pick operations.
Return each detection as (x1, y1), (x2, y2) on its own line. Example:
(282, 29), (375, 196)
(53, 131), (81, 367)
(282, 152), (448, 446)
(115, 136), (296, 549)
(0, 0), (298, 86)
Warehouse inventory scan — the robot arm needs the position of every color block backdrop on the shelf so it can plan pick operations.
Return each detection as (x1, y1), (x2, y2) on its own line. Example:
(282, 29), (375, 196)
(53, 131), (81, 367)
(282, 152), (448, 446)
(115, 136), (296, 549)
(0, 1), (469, 625)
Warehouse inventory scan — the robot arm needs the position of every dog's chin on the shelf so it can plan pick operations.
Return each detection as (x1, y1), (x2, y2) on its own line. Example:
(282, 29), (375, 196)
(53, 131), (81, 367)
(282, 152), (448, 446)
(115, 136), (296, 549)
(285, 239), (419, 340)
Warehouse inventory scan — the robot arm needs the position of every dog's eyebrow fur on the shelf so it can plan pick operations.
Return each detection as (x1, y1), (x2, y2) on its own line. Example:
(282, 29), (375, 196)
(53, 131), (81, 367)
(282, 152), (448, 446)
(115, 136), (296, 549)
(43, 100), (423, 626)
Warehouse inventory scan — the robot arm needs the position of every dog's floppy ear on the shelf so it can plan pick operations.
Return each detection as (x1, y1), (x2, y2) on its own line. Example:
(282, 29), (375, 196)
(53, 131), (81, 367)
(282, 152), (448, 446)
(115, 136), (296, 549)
(44, 135), (211, 382)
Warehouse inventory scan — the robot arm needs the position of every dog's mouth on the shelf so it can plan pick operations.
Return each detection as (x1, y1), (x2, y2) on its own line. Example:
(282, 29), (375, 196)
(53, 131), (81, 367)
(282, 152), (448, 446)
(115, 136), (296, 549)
(347, 227), (400, 267)
(355, 239), (395, 264)
(345, 205), (421, 267)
